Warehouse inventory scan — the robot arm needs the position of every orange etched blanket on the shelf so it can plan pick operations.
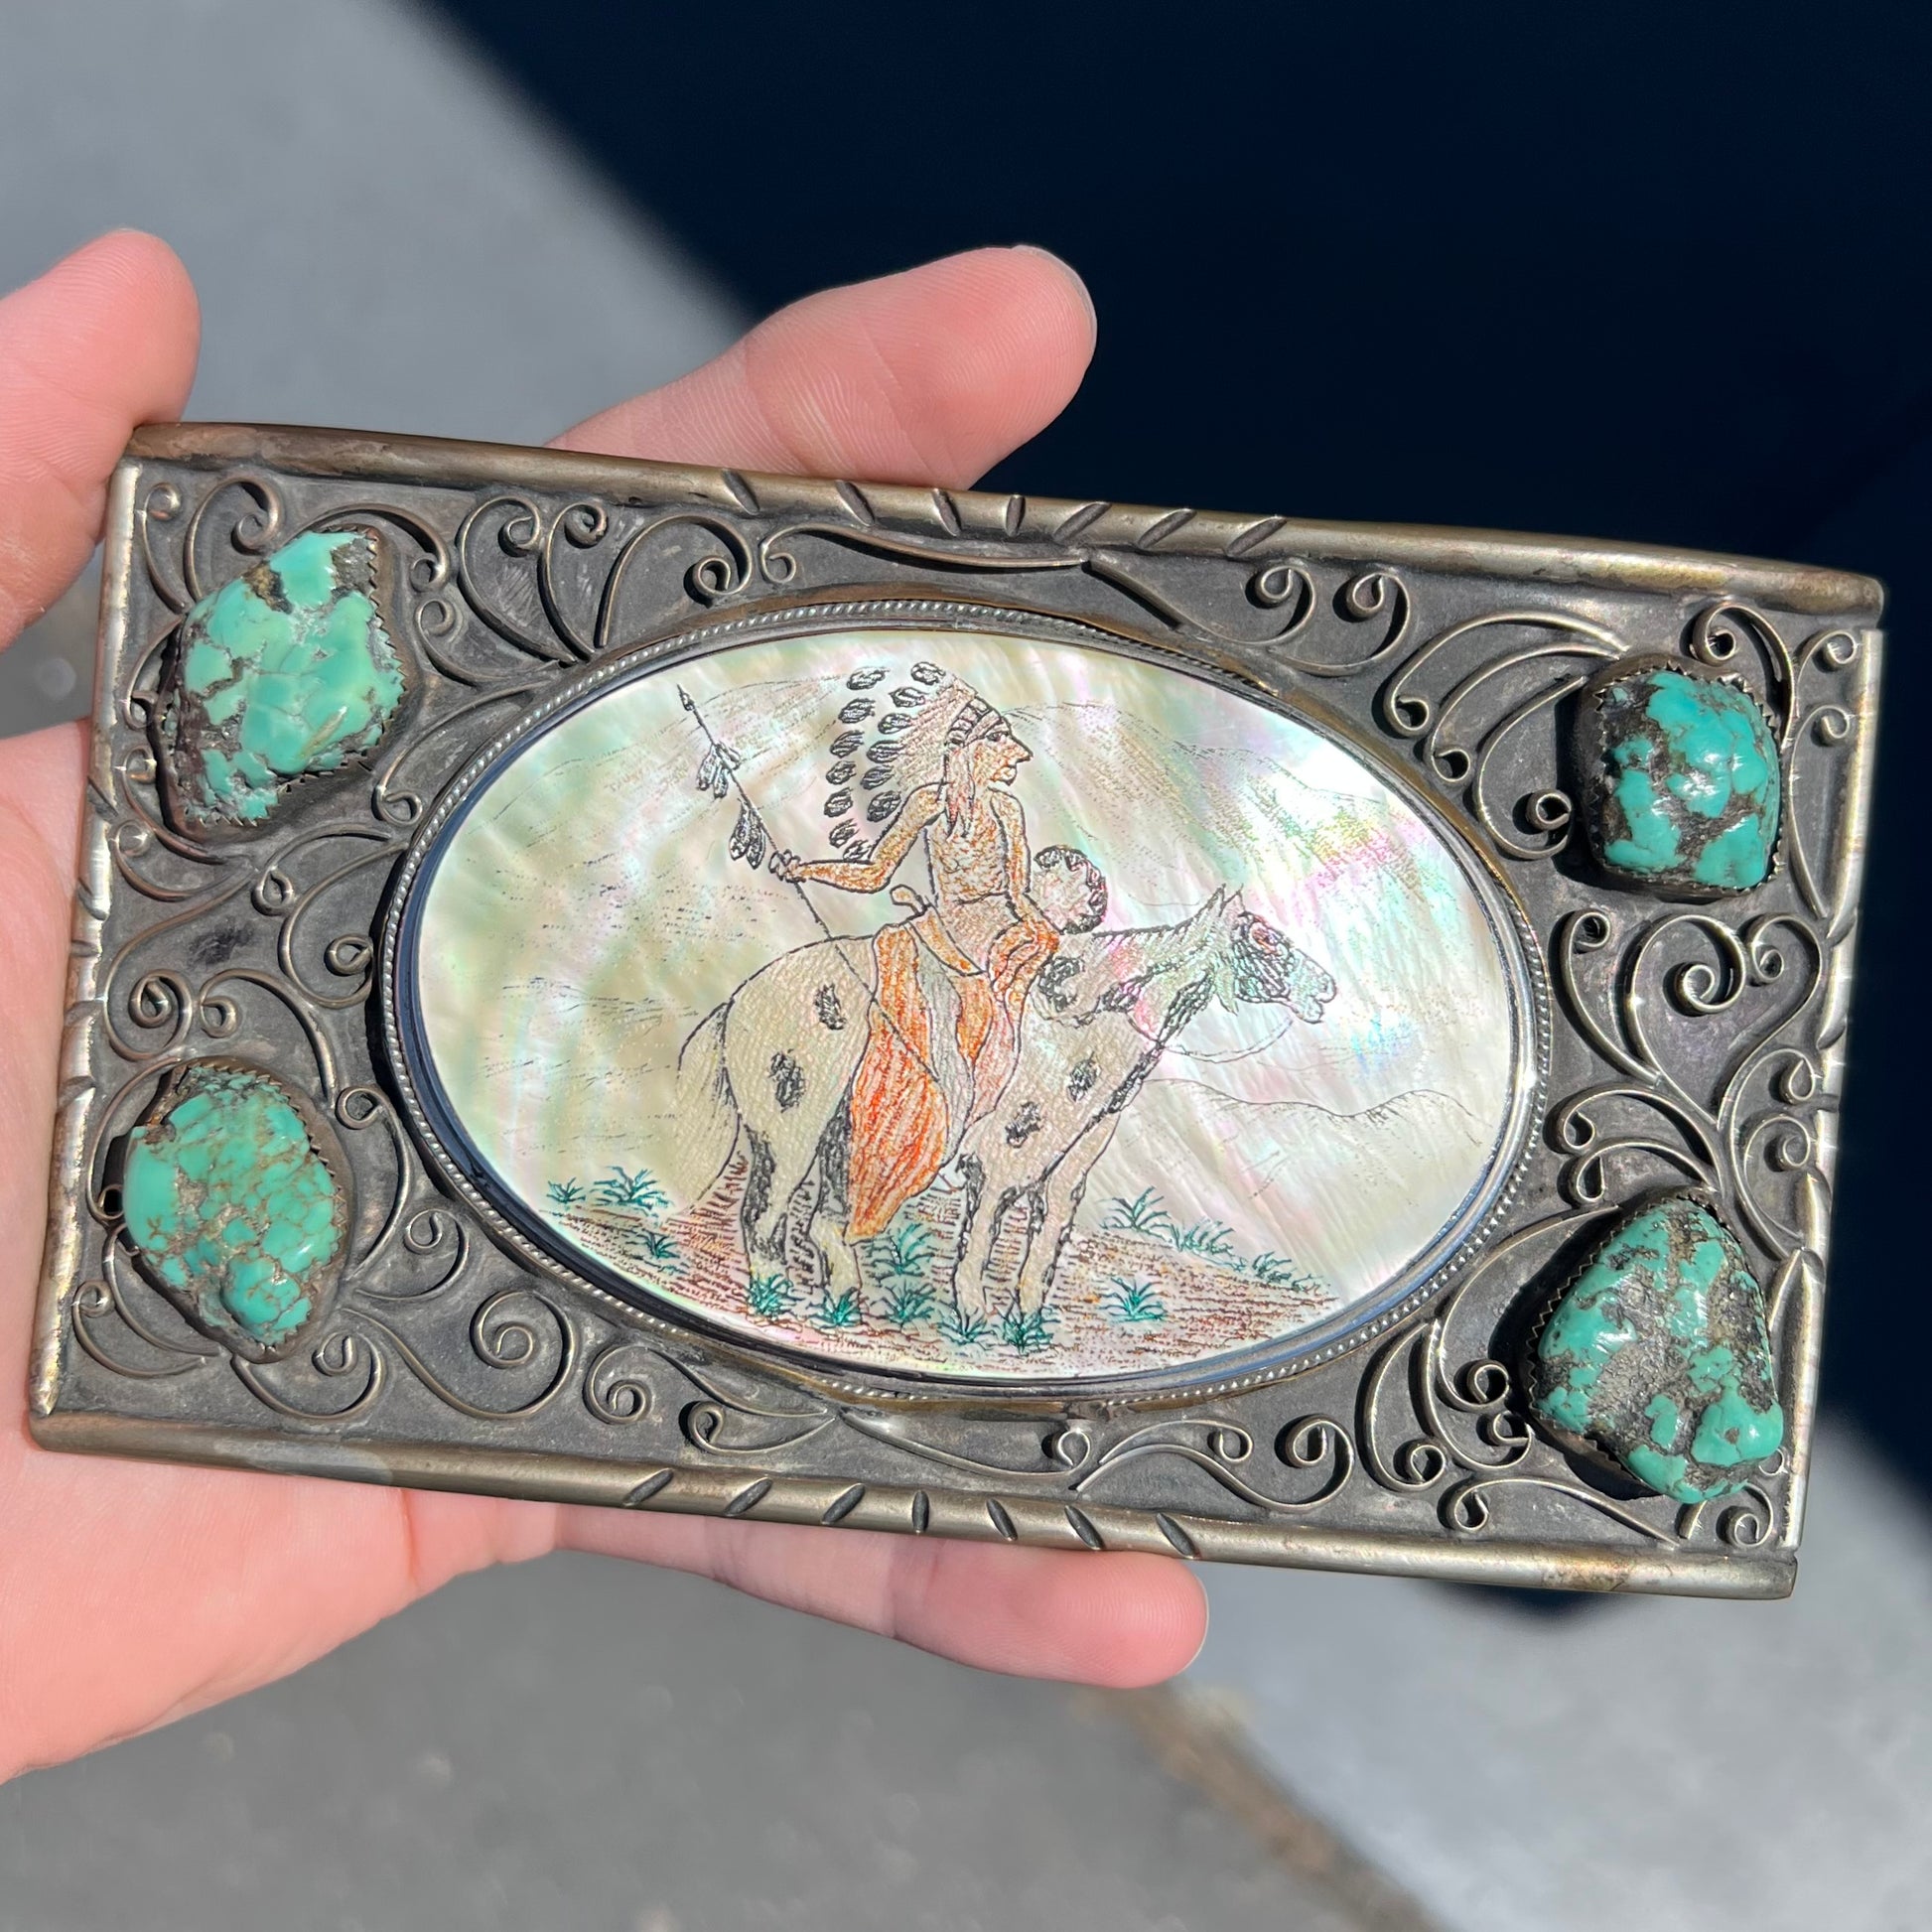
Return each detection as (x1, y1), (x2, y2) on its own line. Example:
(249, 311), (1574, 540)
(845, 916), (1058, 1240)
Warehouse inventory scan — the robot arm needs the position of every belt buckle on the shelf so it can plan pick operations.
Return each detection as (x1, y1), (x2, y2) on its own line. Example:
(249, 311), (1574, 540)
(29, 423), (1882, 1596)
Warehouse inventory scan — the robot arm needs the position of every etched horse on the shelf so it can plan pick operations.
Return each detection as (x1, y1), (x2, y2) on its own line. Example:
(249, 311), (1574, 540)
(674, 888), (1335, 1321)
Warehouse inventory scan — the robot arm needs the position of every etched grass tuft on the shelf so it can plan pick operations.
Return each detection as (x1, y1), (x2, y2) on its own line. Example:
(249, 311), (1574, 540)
(1101, 1275), (1168, 1323)
(594, 1166), (669, 1213)
(1101, 1186), (1175, 1239)
(747, 1272), (794, 1320)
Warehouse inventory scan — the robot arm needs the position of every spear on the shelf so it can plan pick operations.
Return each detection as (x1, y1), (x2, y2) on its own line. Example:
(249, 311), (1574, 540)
(678, 686), (939, 1086)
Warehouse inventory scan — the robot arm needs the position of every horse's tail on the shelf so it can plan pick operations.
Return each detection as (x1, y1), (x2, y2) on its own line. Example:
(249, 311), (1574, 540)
(669, 1003), (740, 1203)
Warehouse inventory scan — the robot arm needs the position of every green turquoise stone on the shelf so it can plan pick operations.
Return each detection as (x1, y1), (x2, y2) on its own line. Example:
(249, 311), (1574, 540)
(1528, 1195), (1783, 1504)
(158, 528), (404, 830)
(1586, 664), (1780, 895)
(121, 1063), (345, 1355)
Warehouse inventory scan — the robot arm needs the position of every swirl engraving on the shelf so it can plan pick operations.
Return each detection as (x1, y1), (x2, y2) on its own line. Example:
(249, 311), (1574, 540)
(584, 1340), (656, 1424)
(71, 1243), (220, 1382)
(1070, 1416), (1355, 1513)
(1380, 608), (1627, 860)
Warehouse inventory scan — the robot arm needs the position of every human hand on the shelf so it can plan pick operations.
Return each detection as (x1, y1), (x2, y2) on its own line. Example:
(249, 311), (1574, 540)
(0, 233), (1207, 1781)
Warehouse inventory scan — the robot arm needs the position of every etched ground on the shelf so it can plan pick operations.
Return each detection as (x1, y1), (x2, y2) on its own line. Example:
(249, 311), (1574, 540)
(557, 1161), (1335, 1378)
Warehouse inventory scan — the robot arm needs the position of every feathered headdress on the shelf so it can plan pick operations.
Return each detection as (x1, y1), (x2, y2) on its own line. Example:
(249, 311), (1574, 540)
(819, 661), (1005, 857)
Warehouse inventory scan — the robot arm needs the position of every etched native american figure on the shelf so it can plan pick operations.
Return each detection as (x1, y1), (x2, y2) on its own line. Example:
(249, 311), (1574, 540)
(676, 662), (1337, 1324)
(768, 667), (1090, 1240)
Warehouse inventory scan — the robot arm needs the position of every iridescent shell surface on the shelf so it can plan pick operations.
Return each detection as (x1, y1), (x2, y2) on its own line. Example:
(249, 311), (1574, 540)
(399, 625), (1539, 1385)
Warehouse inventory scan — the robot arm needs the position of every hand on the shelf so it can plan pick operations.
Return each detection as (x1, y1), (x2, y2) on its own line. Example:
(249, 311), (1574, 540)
(769, 849), (803, 884)
(0, 234), (1206, 1780)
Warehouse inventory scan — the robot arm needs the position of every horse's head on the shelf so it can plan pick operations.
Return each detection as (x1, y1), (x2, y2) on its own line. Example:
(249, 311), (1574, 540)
(1206, 891), (1336, 1024)
(1078, 888), (1336, 1038)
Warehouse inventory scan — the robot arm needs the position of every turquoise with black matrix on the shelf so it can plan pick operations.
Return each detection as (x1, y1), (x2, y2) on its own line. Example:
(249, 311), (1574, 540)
(121, 1063), (345, 1355)
(1527, 1195), (1783, 1504)
(1586, 662), (1780, 895)
(158, 528), (403, 829)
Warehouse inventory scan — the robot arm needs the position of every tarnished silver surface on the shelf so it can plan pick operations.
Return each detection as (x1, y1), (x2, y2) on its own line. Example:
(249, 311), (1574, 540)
(29, 424), (1883, 1596)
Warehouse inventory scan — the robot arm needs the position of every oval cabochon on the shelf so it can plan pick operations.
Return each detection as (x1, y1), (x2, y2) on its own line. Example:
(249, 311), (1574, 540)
(395, 621), (1539, 1386)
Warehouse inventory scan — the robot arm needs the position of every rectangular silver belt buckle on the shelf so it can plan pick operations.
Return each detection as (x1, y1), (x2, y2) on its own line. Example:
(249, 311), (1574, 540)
(31, 423), (1883, 1597)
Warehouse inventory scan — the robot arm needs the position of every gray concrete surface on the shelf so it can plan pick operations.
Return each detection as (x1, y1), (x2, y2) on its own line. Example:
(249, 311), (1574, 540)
(1195, 1419), (1932, 1932)
(0, 1555), (1372, 1932)
(0, 0), (740, 439)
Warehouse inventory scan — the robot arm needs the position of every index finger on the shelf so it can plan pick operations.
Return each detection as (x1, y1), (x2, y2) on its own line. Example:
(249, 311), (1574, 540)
(554, 244), (1096, 487)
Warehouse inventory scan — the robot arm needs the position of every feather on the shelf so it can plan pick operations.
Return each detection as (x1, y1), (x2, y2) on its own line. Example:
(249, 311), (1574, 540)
(846, 666), (888, 690)
(825, 789), (852, 817)
(838, 698), (875, 725)
(729, 800), (754, 861)
(867, 791), (902, 822)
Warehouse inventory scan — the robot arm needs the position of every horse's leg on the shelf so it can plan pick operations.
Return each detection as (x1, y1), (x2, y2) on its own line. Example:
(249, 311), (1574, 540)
(811, 1206), (864, 1307)
(740, 1127), (824, 1286)
(787, 1112), (864, 1308)
(1016, 1121), (1120, 1316)
(1003, 1187), (1047, 1312)
(724, 939), (868, 1278)
(949, 1155), (1022, 1320)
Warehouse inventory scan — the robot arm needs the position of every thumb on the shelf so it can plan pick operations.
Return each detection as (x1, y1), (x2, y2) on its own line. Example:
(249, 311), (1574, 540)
(0, 230), (200, 646)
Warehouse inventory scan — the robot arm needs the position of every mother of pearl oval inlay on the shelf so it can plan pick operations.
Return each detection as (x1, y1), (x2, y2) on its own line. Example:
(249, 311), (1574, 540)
(393, 621), (1541, 1387)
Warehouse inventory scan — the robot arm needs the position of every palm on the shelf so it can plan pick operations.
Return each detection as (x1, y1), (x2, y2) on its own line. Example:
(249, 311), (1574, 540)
(0, 235), (1204, 1781)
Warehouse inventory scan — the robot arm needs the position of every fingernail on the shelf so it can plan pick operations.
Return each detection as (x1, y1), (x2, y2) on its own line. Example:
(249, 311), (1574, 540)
(1184, 1588), (1211, 1673)
(1013, 244), (1096, 336)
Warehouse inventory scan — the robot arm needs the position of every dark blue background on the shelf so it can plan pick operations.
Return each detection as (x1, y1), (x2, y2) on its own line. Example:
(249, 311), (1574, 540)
(432, 0), (1928, 1482)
